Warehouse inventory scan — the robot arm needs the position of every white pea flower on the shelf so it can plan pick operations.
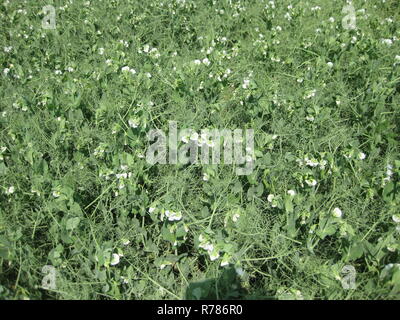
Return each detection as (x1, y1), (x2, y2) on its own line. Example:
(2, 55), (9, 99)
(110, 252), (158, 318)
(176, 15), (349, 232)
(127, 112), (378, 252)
(387, 246), (396, 253)
(386, 164), (393, 177)
(305, 179), (317, 187)
(267, 194), (278, 207)
(121, 276), (129, 284)
(148, 207), (156, 213)
(209, 250), (220, 261)
(122, 66), (136, 75)
(116, 173), (127, 179)
(327, 62), (334, 68)
(392, 215), (400, 224)
(193, 59), (201, 65)
(384, 164), (393, 184)
(220, 260), (229, 267)
(235, 267), (245, 277)
(203, 173), (209, 181)
(304, 89), (316, 99)
(202, 58), (211, 66)
(358, 152), (366, 160)
(381, 39), (393, 46)
(181, 135), (190, 143)
(232, 212), (240, 222)
(128, 118), (139, 128)
(305, 158), (319, 167)
(287, 190), (296, 196)
(306, 115), (315, 122)
(110, 253), (120, 266)
(190, 132), (199, 141)
(5, 186), (15, 195)
(143, 44), (150, 53)
(332, 207), (343, 218)
(165, 210), (182, 221)
(199, 241), (214, 252)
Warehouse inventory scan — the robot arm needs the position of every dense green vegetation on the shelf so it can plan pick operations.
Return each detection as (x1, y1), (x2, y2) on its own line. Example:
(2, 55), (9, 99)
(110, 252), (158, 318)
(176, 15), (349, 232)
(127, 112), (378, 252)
(0, 0), (399, 299)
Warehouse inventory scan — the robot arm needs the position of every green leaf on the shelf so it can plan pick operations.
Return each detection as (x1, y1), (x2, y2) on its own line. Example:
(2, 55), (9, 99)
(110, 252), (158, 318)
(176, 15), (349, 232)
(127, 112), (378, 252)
(284, 197), (294, 213)
(161, 225), (175, 243)
(66, 217), (80, 231)
(348, 242), (364, 261)
(383, 182), (395, 202)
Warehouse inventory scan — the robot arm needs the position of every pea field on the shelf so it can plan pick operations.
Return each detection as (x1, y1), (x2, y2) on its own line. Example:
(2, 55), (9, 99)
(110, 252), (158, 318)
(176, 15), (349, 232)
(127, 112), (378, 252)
(0, 0), (400, 300)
